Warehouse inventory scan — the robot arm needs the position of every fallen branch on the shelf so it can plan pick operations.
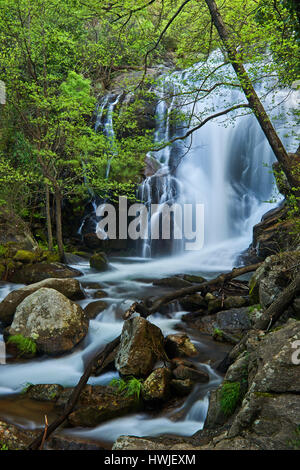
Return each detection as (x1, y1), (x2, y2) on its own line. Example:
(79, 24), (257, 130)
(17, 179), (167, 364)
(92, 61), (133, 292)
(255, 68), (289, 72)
(255, 272), (300, 331)
(124, 262), (262, 318)
(27, 335), (121, 450)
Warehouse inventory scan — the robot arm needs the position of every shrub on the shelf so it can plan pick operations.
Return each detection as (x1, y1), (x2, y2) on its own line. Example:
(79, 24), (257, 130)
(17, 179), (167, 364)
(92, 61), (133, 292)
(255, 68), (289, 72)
(109, 377), (143, 401)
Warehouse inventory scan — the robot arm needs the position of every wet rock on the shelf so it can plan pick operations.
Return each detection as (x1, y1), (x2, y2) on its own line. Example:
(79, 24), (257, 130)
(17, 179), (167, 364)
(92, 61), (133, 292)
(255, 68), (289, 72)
(9, 262), (82, 284)
(142, 367), (172, 402)
(198, 307), (251, 340)
(46, 435), (107, 450)
(207, 299), (223, 314)
(172, 364), (209, 383)
(179, 294), (207, 311)
(153, 276), (192, 289)
(170, 379), (194, 396)
(9, 288), (89, 355)
(0, 278), (84, 325)
(90, 252), (109, 271)
(84, 300), (108, 319)
(164, 333), (197, 359)
(0, 419), (35, 450)
(223, 296), (248, 309)
(115, 317), (165, 377)
(144, 154), (161, 177)
(246, 202), (299, 260)
(93, 290), (108, 299)
(249, 251), (300, 308)
(25, 384), (64, 402)
(113, 436), (170, 450)
(67, 385), (141, 427)
(13, 249), (38, 263)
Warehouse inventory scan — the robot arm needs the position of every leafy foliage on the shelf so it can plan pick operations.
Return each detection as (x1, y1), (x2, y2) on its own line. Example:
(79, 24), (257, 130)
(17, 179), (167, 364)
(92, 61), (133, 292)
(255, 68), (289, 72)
(220, 381), (241, 417)
(7, 335), (37, 357)
(109, 376), (143, 401)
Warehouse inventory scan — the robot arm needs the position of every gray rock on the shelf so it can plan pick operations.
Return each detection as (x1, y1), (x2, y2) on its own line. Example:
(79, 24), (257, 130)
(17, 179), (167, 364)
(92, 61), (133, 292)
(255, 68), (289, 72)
(9, 288), (89, 355)
(0, 278), (84, 324)
(115, 317), (165, 377)
(142, 367), (172, 402)
(9, 262), (82, 284)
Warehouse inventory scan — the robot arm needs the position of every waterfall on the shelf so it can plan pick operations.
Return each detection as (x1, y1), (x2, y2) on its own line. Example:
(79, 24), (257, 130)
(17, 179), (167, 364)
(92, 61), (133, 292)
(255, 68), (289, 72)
(138, 53), (298, 261)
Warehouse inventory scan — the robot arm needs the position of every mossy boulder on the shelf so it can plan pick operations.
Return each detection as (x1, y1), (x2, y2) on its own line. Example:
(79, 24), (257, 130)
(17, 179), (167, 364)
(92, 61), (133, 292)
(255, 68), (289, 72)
(8, 287), (89, 355)
(13, 250), (38, 263)
(142, 367), (172, 403)
(0, 278), (84, 325)
(8, 262), (82, 284)
(89, 252), (109, 271)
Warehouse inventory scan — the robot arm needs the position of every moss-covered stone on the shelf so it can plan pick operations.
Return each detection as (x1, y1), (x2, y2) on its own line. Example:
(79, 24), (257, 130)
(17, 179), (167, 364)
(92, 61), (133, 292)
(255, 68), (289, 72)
(13, 250), (38, 263)
(90, 252), (109, 271)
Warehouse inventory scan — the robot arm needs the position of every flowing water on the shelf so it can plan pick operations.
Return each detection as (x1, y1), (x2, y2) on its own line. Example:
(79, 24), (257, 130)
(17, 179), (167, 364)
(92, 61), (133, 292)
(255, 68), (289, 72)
(0, 55), (299, 446)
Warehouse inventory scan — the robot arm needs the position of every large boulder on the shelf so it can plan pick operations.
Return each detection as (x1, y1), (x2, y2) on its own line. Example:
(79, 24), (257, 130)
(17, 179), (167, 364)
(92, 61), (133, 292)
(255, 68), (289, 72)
(115, 317), (166, 377)
(8, 288), (89, 355)
(0, 278), (84, 325)
(8, 262), (82, 284)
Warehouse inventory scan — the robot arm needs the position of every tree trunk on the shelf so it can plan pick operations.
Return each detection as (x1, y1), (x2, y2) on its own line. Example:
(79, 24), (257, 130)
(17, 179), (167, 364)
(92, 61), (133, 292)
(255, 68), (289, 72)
(55, 190), (65, 262)
(203, 0), (300, 199)
(45, 184), (53, 251)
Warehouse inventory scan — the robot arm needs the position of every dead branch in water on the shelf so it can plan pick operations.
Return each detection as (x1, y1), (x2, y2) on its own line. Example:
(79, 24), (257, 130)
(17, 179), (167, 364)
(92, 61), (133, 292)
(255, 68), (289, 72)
(124, 262), (262, 318)
(27, 336), (121, 450)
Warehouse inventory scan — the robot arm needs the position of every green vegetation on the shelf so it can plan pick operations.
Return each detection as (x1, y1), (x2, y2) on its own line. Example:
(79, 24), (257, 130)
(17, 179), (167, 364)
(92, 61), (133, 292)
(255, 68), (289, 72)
(220, 381), (242, 417)
(110, 377), (143, 401)
(213, 328), (224, 339)
(7, 335), (37, 357)
(0, 443), (9, 450)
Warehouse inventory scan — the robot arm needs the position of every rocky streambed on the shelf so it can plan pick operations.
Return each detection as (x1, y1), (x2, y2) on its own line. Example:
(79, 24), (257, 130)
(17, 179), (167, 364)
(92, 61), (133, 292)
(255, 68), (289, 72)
(0, 250), (299, 450)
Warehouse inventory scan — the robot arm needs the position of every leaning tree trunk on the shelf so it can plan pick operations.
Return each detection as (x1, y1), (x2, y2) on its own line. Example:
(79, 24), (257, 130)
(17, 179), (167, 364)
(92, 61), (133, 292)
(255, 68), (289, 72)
(203, 0), (300, 201)
(45, 184), (53, 252)
(54, 190), (65, 262)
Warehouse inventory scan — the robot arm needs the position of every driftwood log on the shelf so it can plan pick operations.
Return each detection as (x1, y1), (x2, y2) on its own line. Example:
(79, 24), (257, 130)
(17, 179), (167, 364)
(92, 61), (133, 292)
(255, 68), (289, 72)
(124, 262), (263, 319)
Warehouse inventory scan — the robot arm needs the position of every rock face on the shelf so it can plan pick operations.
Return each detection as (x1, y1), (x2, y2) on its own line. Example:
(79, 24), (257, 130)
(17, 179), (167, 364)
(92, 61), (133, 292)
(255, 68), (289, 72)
(0, 419), (34, 450)
(115, 317), (165, 377)
(197, 307), (252, 340)
(249, 250), (300, 308)
(0, 208), (36, 250)
(9, 262), (82, 284)
(0, 278), (84, 324)
(8, 288), (89, 355)
(204, 319), (300, 450)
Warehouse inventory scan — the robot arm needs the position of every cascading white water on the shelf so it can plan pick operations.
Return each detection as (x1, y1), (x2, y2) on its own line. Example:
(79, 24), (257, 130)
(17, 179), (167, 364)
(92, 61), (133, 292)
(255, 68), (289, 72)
(139, 53), (298, 262)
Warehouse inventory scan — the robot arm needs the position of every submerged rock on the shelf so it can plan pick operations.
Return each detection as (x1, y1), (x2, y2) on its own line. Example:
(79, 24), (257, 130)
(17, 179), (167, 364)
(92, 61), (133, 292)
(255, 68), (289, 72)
(9, 262), (82, 284)
(115, 317), (165, 377)
(84, 300), (108, 319)
(8, 287), (89, 355)
(0, 278), (84, 325)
